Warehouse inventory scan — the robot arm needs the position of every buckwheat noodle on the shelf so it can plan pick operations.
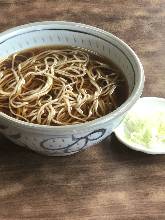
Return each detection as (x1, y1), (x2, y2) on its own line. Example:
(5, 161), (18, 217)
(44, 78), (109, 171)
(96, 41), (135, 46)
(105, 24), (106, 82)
(0, 47), (123, 125)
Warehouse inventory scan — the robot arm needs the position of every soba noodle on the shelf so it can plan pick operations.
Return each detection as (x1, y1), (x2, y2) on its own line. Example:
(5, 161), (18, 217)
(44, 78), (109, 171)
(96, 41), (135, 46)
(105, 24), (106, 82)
(0, 47), (127, 125)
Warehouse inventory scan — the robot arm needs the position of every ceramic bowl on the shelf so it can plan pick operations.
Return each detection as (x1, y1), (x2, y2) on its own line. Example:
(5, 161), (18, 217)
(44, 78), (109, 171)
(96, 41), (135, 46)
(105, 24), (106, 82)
(0, 21), (144, 156)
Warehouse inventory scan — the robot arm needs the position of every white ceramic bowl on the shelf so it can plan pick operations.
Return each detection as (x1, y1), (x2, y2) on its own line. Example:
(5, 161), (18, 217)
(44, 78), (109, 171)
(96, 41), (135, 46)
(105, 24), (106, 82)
(0, 21), (144, 156)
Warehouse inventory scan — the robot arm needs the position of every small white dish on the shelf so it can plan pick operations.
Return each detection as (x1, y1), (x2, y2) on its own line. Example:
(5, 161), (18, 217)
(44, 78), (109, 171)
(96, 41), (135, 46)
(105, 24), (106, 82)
(115, 97), (165, 154)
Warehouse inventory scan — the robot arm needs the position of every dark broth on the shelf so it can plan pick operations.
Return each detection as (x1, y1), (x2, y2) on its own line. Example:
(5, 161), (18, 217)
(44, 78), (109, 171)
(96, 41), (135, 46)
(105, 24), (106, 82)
(0, 45), (129, 124)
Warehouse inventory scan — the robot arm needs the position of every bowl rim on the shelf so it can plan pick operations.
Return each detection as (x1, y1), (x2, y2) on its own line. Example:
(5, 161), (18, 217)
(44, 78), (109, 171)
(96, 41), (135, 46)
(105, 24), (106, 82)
(0, 21), (145, 131)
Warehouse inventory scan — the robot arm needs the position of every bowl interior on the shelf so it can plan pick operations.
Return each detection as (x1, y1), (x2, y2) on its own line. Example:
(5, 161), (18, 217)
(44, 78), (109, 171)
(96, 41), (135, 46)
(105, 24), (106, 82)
(0, 23), (135, 95)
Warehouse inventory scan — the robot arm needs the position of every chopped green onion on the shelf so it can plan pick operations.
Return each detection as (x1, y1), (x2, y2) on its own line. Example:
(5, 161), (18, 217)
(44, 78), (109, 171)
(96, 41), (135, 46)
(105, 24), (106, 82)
(124, 111), (165, 148)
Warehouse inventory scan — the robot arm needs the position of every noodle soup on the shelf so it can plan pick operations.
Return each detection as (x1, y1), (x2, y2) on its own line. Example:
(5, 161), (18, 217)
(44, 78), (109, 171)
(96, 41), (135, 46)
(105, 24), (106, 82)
(0, 46), (128, 126)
